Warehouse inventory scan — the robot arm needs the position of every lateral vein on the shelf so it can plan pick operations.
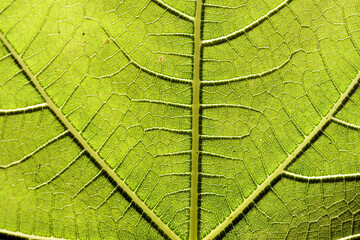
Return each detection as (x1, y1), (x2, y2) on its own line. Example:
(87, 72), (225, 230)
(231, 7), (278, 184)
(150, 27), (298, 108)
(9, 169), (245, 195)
(0, 229), (69, 240)
(202, 0), (293, 46)
(0, 103), (48, 115)
(283, 171), (360, 181)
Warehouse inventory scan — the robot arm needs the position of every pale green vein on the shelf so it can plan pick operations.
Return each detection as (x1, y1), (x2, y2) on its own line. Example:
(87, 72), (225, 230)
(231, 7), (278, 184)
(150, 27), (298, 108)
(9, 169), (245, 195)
(31, 150), (85, 190)
(97, 124), (191, 162)
(0, 229), (69, 240)
(72, 170), (103, 199)
(331, 116), (360, 130)
(132, 99), (192, 109)
(127, 52), (192, 84)
(167, 207), (190, 231)
(201, 49), (302, 85)
(201, 134), (250, 140)
(342, 7), (360, 57)
(202, 0), (292, 46)
(154, 150), (192, 157)
(60, 74), (87, 110)
(283, 171), (360, 182)
(64, 104), (87, 123)
(150, 0), (195, 22)
(203, 3), (246, 9)
(80, 94), (113, 133)
(340, 233), (360, 240)
(199, 207), (216, 216)
(87, 61), (132, 79)
(123, 154), (149, 182)
(134, 169), (156, 194)
(95, 121), (128, 154)
(159, 172), (191, 177)
(144, 127), (192, 134)
(35, 17), (78, 78)
(151, 51), (194, 59)
(42, 54), (88, 90)
(204, 70), (360, 240)
(0, 31), (181, 240)
(154, 189), (191, 209)
(0, 0), (14, 15)
(201, 58), (232, 63)
(0, 103), (48, 115)
(200, 151), (244, 162)
(147, 32), (194, 38)
(0, 52), (10, 61)
(90, 186), (118, 210)
(200, 192), (225, 197)
(0, 130), (69, 169)
(112, 139), (144, 171)
(201, 173), (227, 179)
(201, 103), (262, 113)
(84, 18), (192, 84)
(20, 2), (55, 57)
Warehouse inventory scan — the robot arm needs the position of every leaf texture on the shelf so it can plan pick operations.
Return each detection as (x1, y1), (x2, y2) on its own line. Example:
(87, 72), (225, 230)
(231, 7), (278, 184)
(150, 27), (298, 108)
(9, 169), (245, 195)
(1, 0), (360, 239)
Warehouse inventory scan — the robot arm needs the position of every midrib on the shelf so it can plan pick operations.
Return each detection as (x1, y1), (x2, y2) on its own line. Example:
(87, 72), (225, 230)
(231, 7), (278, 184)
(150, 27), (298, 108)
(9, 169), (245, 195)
(189, 0), (203, 239)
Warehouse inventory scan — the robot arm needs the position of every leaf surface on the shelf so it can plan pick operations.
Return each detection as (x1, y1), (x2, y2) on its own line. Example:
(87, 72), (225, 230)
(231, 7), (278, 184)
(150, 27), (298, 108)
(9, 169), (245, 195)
(1, 0), (360, 239)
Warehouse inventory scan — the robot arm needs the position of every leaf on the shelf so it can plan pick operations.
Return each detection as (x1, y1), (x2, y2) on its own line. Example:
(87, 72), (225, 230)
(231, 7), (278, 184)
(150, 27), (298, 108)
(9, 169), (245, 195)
(1, 0), (360, 239)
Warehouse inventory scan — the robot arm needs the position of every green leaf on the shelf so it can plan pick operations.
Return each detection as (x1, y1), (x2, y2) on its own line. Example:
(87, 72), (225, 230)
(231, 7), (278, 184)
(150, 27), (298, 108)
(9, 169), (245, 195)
(1, 0), (360, 239)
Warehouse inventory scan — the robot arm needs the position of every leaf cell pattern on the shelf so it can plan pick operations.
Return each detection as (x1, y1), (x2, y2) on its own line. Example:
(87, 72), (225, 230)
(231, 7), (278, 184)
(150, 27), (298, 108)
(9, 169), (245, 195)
(0, 0), (360, 239)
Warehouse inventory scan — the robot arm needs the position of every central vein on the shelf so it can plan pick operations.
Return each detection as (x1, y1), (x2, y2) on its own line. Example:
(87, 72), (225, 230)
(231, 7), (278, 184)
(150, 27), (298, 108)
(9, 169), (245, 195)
(190, 0), (202, 239)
